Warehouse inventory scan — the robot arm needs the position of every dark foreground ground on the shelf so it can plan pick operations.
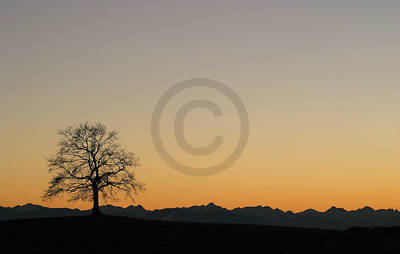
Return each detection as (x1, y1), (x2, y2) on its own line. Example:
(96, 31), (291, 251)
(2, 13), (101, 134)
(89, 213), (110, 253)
(1, 216), (400, 254)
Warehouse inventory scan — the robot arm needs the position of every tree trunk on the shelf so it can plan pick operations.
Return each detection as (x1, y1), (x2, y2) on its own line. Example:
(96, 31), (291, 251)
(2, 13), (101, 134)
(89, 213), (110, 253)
(91, 185), (101, 216)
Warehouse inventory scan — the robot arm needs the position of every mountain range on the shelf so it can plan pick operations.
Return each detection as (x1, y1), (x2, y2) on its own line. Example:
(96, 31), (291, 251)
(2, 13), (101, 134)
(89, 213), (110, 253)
(1, 203), (400, 230)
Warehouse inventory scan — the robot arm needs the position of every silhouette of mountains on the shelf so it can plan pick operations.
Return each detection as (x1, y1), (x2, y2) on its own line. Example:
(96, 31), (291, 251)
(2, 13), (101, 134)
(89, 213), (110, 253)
(2, 202), (400, 230)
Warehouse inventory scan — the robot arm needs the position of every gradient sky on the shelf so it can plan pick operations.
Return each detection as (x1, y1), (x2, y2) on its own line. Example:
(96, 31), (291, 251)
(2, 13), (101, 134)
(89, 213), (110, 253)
(1, 0), (400, 212)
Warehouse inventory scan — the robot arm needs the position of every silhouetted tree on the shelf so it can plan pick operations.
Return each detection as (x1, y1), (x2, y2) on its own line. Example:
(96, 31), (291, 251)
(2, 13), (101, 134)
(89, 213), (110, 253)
(43, 122), (144, 216)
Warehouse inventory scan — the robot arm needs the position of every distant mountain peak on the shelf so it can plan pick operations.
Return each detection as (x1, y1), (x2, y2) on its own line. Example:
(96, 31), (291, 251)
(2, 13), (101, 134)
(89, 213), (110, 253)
(304, 208), (317, 212)
(127, 204), (145, 210)
(357, 206), (375, 213)
(360, 206), (374, 211)
(22, 203), (41, 207)
(300, 209), (319, 215)
(12, 203), (45, 212)
(18, 203), (43, 208)
(326, 206), (347, 214)
(207, 202), (218, 207)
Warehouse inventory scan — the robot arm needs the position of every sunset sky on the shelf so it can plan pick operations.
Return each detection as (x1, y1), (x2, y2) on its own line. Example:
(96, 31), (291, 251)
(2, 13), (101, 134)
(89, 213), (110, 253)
(1, 1), (400, 212)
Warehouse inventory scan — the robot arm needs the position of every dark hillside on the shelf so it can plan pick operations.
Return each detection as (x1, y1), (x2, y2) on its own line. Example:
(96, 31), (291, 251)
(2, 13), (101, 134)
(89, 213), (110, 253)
(1, 216), (400, 253)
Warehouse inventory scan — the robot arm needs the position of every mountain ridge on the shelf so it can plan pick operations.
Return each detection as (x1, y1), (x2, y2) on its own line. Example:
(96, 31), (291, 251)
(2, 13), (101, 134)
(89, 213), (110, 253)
(1, 202), (400, 230)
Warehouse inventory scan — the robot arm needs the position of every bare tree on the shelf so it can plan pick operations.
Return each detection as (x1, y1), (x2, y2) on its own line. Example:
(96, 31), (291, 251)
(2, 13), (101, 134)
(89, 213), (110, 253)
(43, 122), (145, 216)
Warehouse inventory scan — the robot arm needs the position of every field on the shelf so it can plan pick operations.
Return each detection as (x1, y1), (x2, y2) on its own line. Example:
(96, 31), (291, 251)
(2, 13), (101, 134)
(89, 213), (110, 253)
(1, 216), (400, 253)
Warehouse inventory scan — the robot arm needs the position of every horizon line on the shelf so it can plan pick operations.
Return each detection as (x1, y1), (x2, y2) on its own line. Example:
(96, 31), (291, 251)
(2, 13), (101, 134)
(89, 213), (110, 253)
(4, 202), (399, 214)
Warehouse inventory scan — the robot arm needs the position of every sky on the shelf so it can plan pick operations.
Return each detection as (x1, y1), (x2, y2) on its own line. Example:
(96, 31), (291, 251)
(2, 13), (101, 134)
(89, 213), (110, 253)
(1, 0), (400, 212)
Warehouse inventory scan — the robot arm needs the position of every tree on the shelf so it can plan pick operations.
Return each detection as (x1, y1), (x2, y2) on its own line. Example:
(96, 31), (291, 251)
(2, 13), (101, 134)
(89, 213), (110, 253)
(43, 122), (145, 216)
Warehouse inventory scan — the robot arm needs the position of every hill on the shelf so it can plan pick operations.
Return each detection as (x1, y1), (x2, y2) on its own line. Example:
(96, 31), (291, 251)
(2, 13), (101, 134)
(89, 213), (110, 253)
(2, 203), (400, 230)
(1, 216), (400, 253)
